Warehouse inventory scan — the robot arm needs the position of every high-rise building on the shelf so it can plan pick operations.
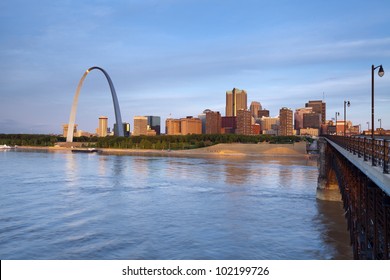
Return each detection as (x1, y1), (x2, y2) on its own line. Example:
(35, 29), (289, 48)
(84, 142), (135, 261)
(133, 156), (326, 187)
(98, 116), (108, 137)
(294, 107), (313, 132)
(226, 88), (247, 116)
(205, 110), (221, 134)
(305, 100), (326, 124)
(146, 116), (161, 135)
(250, 101), (262, 119)
(166, 118), (181, 135)
(303, 112), (321, 129)
(133, 116), (148, 136)
(279, 107), (293, 136)
(180, 117), (202, 135)
(258, 109), (270, 118)
(236, 109), (252, 135)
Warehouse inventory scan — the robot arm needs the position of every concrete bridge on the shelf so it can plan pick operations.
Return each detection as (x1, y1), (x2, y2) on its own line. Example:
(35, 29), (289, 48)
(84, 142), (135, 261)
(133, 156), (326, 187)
(317, 135), (390, 259)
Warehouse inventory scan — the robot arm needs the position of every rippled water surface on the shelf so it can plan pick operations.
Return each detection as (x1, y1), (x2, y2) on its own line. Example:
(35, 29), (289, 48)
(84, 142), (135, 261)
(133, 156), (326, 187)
(0, 150), (352, 259)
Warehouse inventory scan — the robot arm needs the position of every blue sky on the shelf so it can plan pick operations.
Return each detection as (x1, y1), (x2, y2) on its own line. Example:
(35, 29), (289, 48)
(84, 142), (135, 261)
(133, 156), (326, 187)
(1, 0), (390, 134)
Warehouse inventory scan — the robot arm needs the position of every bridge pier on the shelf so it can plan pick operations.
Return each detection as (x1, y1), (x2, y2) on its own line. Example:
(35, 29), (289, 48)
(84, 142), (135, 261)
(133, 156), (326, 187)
(317, 137), (342, 201)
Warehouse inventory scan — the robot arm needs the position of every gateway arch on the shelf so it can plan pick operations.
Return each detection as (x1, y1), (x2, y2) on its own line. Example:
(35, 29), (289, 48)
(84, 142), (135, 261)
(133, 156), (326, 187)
(66, 66), (124, 142)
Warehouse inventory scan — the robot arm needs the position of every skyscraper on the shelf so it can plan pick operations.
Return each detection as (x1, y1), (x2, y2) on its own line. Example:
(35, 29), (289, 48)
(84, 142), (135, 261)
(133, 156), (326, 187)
(146, 116), (161, 135)
(226, 88), (247, 117)
(305, 100), (326, 124)
(98, 116), (108, 137)
(279, 107), (293, 136)
(236, 109), (252, 135)
(133, 116), (148, 136)
(250, 101), (262, 119)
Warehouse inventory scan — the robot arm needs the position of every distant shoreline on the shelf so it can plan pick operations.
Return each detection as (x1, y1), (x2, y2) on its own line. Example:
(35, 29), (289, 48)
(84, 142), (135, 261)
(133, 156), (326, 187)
(14, 142), (316, 159)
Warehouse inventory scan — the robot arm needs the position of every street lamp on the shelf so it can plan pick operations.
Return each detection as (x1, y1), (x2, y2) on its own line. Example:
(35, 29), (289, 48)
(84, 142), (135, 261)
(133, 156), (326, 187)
(344, 100), (350, 136)
(378, 118), (382, 135)
(335, 112), (340, 135)
(371, 64), (384, 166)
(367, 121), (370, 131)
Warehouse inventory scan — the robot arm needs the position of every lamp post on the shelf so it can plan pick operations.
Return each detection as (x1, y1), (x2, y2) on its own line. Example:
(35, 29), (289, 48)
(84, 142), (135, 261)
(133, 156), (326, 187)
(367, 121), (370, 131)
(344, 100), (350, 136)
(378, 118), (382, 135)
(371, 64), (384, 166)
(335, 112), (340, 135)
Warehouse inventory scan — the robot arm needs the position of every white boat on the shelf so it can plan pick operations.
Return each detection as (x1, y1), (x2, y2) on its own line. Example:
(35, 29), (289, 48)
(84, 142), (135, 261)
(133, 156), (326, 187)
(0, 144), (12, 149)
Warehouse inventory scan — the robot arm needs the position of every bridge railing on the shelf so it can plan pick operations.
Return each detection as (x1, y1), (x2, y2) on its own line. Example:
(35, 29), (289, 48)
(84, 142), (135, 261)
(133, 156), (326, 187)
(324, 135), (389, 174)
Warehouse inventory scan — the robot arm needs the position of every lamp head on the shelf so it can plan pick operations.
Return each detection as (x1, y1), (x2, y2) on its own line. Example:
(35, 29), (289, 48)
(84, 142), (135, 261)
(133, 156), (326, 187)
(347, 101), (350, 107)
(378, 65), (384, 77)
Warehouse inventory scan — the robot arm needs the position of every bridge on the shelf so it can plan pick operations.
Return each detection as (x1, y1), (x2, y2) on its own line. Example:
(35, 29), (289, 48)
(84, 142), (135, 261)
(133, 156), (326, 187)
(317, 135), (390, 259)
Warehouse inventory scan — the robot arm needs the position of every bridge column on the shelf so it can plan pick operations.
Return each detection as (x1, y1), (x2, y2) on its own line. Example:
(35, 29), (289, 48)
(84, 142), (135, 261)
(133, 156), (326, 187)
(317, 137), (342, 201)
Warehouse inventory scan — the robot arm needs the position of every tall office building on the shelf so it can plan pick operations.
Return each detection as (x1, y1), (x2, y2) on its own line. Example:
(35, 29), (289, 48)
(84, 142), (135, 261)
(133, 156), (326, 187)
(294, 107), (313, 131)
(205, 110), (221, 134)
(133, 116), (148, 136)
(303, 112), (321, 129)
(146, 116), (161, 135)
(305, 100), (326, 124)
(98, 116), (108, 137)
(166, 118), (181, 135)
(236, 109), (252, 135)
(226, 88), (247, 117)
(180, 117), (202, 135)
(250, 101), (262, 119)
(279, 107), (293, 136)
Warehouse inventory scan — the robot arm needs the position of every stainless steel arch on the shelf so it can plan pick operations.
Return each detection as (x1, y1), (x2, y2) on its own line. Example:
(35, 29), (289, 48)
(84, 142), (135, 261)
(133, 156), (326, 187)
(66, 66), (124, 142)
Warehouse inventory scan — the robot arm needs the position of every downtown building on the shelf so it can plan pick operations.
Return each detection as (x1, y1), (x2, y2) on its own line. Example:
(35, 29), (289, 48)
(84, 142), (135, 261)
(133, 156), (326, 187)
(250, 101), (262, 119)
(236, 109), (252, 135)
(205, 110), (221, 134)
(166, 117), (202, 135)
(97, 116), (108, 137)
(279, 107), (293, 136)
(305, 100), (326, 124)
(166, 118), (181, 135)
(180, 117), (202, 135)
(226, 88), (247, 117)
(146, 116), (161, 135)
(294, 107), (313, 132)
(133, 116), (148, 136)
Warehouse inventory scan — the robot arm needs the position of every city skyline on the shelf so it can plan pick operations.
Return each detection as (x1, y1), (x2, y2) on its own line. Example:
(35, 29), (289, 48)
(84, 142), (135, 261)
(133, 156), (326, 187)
(1, 1), (390, 134)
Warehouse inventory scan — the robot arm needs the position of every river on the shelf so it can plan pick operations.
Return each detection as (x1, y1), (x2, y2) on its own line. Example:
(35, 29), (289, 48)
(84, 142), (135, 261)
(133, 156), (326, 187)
(0, 149), (352, 259)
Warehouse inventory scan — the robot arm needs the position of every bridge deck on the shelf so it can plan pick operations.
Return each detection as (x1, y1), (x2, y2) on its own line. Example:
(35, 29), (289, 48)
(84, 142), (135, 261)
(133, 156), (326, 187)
(326, 138), (390, 196)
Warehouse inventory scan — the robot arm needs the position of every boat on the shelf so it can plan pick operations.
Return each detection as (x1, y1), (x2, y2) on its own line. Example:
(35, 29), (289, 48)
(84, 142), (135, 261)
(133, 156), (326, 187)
(71, 148), (99, 153)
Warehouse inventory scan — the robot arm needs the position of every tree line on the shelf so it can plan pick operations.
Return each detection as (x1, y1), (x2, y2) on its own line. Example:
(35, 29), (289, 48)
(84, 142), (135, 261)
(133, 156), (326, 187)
(0, 133), (311, 149)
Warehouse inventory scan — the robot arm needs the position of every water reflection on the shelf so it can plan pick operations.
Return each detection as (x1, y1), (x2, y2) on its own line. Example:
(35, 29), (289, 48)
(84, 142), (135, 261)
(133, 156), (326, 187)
(315, 200), (353, 259)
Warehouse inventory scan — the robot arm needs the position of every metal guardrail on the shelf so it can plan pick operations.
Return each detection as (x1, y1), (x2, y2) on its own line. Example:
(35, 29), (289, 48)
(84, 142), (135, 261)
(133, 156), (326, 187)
(325, 135), (389, 174)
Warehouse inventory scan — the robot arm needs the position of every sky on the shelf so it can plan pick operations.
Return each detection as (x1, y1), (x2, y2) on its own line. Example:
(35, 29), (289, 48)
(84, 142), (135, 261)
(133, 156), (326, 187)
(1, 0), (390, 134)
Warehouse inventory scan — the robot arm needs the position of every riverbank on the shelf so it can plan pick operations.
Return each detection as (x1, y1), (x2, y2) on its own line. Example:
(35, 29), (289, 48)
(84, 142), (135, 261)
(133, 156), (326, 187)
(14, 142), (313, 158)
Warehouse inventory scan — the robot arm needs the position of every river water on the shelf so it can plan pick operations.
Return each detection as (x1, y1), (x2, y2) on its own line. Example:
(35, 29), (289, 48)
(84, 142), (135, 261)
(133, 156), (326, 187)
(0, 149), (352, 259)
